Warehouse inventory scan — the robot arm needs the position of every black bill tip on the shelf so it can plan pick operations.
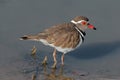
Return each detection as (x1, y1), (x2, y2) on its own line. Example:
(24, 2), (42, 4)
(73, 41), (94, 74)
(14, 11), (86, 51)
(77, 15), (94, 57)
(93, 27), (97, 30)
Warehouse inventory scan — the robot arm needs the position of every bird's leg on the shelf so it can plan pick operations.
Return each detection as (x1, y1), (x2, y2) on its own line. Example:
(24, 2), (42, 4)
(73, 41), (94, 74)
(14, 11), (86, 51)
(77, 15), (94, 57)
(52, 48), (57, 69)
(61, 53), (65, 66)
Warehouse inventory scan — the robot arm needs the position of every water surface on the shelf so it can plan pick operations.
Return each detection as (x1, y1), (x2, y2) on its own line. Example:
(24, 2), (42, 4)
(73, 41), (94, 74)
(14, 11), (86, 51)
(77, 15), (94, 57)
(0, 0), (120, 80)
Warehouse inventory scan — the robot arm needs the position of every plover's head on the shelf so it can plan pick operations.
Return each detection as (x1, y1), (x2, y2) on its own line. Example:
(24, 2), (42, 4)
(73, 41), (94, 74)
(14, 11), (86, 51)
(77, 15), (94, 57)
(71, 16), (96, 31)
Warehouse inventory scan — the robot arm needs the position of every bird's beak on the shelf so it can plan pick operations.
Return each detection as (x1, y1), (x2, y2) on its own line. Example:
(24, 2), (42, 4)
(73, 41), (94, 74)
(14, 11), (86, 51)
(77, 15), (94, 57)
(88, 23), (96, 30)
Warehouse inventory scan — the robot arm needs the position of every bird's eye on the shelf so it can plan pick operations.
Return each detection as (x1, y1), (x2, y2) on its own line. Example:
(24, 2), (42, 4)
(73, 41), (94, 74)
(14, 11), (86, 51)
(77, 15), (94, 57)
(81, 21), (87, 25)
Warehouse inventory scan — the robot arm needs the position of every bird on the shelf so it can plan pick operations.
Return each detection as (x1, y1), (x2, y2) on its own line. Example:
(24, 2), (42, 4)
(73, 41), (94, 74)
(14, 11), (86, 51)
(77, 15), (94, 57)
(20, 16), (96, 68)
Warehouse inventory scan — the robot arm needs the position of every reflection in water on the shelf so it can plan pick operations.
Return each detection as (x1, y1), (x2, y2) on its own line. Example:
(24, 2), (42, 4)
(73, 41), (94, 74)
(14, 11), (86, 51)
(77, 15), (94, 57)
(43, 65), (74, 80)
(28, 46), (74, 80)
(22, 41), (120, 80)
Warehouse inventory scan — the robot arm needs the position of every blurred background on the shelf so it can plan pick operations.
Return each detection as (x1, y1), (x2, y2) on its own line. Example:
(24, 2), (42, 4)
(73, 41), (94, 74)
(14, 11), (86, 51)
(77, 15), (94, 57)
(0, 0), (120, 80)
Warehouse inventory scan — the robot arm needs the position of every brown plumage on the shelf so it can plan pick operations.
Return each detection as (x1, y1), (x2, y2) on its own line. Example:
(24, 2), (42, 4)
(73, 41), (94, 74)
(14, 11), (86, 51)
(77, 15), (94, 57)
(73, 16), (89, 22)
(21, 23), (80, 48)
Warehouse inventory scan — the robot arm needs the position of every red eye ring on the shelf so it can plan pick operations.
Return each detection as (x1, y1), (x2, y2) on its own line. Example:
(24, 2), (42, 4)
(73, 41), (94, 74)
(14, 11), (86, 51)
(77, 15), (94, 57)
(81, 21), (87, 25)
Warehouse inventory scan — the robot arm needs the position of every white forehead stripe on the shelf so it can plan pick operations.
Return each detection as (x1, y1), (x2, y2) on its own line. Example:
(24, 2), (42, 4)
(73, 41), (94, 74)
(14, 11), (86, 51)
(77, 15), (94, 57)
(71, 20), (85, 24)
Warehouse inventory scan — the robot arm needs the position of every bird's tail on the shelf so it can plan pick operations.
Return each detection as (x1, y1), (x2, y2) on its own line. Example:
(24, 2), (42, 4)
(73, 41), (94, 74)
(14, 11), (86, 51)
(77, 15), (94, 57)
(20, 35), (39, 41)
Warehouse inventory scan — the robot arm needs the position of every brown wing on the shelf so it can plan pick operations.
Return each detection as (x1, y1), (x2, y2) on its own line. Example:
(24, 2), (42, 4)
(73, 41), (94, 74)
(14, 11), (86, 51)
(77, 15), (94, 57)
(38, 23), (80, 48)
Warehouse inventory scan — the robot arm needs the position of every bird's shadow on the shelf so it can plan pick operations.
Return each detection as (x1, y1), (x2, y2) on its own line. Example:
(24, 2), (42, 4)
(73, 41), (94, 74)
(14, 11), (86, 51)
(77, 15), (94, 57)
(69, 41), (120, 59)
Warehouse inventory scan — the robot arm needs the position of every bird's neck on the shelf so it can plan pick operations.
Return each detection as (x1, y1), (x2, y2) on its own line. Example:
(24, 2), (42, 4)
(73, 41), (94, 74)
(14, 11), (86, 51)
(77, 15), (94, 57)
(72, 24), (86, 37)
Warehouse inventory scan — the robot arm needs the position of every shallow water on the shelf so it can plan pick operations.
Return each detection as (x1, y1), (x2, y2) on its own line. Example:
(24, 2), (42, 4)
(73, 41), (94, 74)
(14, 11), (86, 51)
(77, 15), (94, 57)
(0, 0), (120, 80)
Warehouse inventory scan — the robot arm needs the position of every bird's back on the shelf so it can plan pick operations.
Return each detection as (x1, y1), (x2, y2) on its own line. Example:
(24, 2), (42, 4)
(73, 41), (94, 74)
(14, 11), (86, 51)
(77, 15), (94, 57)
(38, 23), (81, 48)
